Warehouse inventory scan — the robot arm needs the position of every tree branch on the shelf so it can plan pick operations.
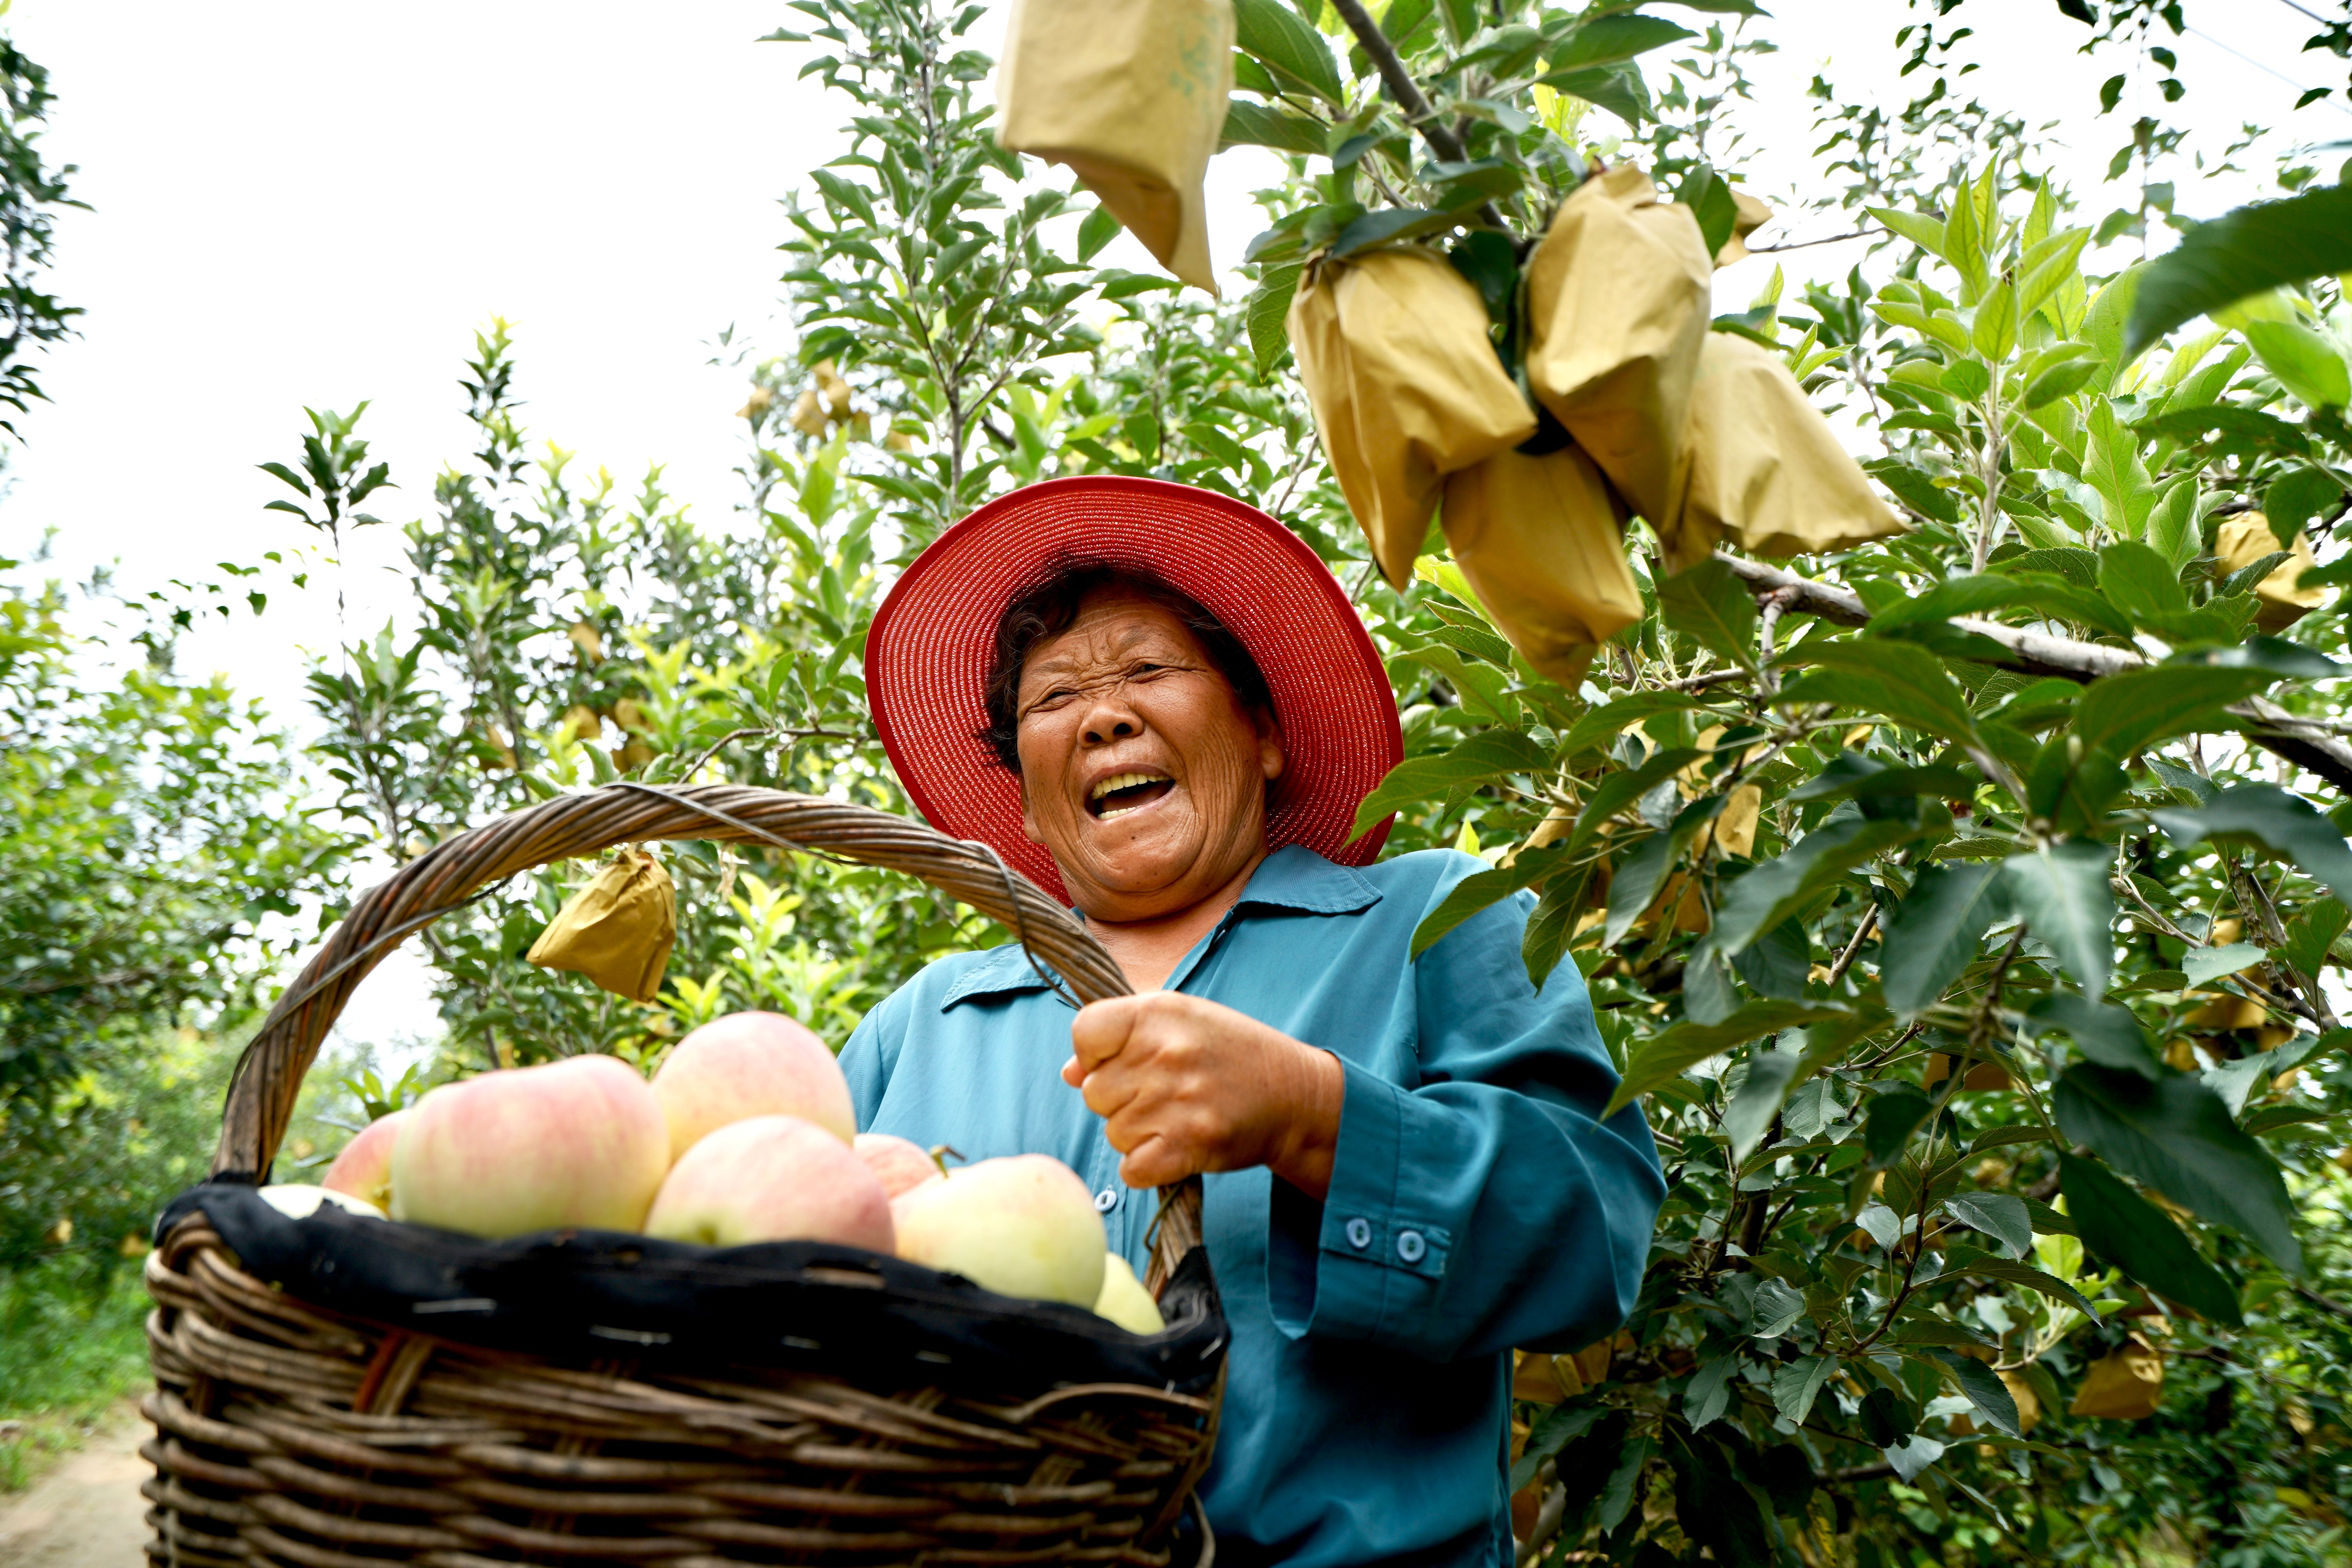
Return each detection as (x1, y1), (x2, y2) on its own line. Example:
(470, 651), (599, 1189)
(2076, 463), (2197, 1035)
(1325, 0), (1465, 161)
(1323, 0), (1511, 233)
(1715, 551), (2352, 796)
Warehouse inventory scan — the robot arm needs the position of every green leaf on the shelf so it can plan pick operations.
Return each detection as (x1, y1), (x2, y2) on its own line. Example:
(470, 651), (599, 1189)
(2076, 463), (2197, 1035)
(2282, 897), (2347, 979)
(1550, 13), (1695, 70)
(1509, 1403), (1605, 1492)
(2244, 318), (2352, 411)
(1412, 844), (1566, 958)
(1602, 826), (1682, 948)
(2027, 993), (2159, 1077)
(1940, 1246), (2104, 1320)
(2180, 941), (2266, 987)
(1868, 573), (2028, 631)
(2000, 842), (2115, 995)
(2055, 1064), (2302, 1272)
(2060, 1152), (2243, 1324)
(1864, 1083), (1935, 1169)
(2265, 466), (2345, 541)
(1523, 861), (1595, 990)
(1926, 1348), (2021, 1438)
(1715, 816), (1920, 956)
(1329, 206), (1463, 258)
(2083, 404), (2159, 540)
(1868, 206), (1949, 259)
(2022, 356), (2100, 408)
(1232, 0), (1344, 104)
(1880, 860), (2009, 1017)
(2096, 539), (2187, 623)
(1603, 1002), (1855, 1119)
(1535, 62), (1652, 125)
(1351, 731), (1550, 837)
(1772, 1356), (1839, 1426)
(1972, 281), (2018, 362)
(1776, 641), (1982, 748)
(1244, 262), (1302, 377)
(1683, 1354), (1737, 1429)
(2123, 183), (2352, 361)
(2144, 478), (2201, 573)
(1676, 164), (1741, 258)
(1942, 1193), (2033, 1259)
(1219, 98), (1330, 155)
(1076, 203), (1123, 262)
(1787, 752), (1974, 808)
(1657, 559), (1757, 669)
(2150, 784), (2352, 906)
(1562, 691), (1699, 758)
(1567, 747), (1703, 857)
(1724, 1040), (1803, 1163)
(2072, 663), (2270, 759)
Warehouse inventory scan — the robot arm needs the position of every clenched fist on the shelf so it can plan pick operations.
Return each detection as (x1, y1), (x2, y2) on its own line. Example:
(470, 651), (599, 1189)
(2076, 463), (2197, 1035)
(1062, 992), (1344, 1198)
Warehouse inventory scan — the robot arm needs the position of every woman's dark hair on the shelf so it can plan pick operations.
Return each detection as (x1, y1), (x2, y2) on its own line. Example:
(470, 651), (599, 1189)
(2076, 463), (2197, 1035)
(978, 563), (1274, 773)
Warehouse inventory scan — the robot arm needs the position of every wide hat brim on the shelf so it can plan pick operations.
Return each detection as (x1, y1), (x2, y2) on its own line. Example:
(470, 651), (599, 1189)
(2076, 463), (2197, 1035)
(865, 476), (1403, 905)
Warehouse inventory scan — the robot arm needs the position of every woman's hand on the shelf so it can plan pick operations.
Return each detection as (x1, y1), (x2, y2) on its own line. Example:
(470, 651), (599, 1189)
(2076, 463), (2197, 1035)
(1063, 993), (1344, 1198)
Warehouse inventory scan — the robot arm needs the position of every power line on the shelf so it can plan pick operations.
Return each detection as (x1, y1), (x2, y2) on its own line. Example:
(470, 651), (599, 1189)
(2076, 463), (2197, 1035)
(2185, 24), (2352, 120)
(2265, 0), (2333, 26)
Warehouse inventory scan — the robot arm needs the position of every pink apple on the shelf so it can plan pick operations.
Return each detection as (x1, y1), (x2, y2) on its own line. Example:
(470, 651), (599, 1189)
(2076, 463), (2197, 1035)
(854, 1133), (944, 1199)
(390, 1055), (669, 1239)
(651, 1011), (855, 1163)
(892, 1154), (1106, 1306)
(644, 1115), (894, 1250)
(321, 1109), (408, 1210)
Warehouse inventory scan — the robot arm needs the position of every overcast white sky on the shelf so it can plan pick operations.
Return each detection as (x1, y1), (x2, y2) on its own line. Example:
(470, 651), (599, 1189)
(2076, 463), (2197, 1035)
(4, 0), (2344, 1045)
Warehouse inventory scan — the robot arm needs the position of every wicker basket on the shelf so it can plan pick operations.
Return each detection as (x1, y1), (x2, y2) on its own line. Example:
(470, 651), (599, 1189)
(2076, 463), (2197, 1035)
(143, 782), (1224, 1567)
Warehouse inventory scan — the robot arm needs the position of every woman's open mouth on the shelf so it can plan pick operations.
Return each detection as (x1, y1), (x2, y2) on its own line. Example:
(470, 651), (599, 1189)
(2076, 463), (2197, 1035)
(1088, 771), (1175, 820)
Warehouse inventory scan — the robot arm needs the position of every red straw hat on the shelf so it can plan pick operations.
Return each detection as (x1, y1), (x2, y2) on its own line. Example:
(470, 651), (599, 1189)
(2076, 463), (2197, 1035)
(866, 476), (1404, 904)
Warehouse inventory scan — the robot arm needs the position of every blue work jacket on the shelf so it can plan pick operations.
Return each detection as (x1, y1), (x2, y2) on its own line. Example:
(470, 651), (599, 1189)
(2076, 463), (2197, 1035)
(839, 845), (1664, 1568)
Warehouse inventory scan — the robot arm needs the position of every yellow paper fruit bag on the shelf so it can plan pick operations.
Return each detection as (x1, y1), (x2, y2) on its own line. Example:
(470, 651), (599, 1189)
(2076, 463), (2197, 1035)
(996, 0), (1233, 294)
(1523, 166), (1714, 526)
(1441, 441), (1640, 689)
(1714, 189), (1775, 268)
(2215, 512), (2326, 632)
(2069, 1336), (2164, 1421)
(526, 848), (677, 1005)
(1664, 332), (1907, 572)
(1289, 248), (1539, 586)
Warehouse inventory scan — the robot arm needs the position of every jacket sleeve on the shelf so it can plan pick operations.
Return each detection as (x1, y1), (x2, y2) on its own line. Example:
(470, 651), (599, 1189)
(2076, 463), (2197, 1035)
(1264, 869), (1664, 1362)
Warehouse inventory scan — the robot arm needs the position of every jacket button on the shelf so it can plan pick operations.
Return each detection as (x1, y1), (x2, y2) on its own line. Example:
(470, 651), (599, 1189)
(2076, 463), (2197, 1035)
(1345, 1217), (1372, 1249)
(1094, 1189), (1120, 1213)
(1396, 1230), (1426, 1263)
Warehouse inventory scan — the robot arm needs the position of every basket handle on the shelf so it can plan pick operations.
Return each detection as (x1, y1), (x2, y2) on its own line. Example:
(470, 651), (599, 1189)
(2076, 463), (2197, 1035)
(213, 784), (1204, 1288)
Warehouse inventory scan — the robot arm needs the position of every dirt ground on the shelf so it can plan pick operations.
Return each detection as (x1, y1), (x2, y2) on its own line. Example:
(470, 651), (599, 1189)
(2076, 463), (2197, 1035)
(0, 1402), (150, 1567)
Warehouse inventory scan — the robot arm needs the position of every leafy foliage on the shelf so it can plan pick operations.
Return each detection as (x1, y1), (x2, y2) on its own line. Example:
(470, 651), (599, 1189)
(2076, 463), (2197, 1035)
(212, 0), (2352, 1560)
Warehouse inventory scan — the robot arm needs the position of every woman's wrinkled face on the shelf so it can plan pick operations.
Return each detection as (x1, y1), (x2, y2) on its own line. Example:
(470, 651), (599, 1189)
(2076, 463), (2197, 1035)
(1016, 589), (1285, 920)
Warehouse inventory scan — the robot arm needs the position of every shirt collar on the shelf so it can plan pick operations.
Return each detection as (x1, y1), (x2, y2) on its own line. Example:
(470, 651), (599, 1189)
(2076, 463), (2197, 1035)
(936, 846), (1381, 1013)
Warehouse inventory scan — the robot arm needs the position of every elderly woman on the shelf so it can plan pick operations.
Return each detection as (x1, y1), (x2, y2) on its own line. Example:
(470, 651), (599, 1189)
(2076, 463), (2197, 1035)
(849, 477), (1662, 1568)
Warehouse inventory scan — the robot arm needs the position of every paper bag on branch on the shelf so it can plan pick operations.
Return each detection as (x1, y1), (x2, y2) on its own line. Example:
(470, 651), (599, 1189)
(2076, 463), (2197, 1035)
(2216, 512), (2326, 632)
(1441, 441), (1641, 689)
(1661, 332), (1906, 573)
(1714, 190), (1775, 268)
(1289, 248), (1538, 587)
(2069, 1336), (2163, 1421)
(996, 0), (1233, 294)
(526, 848), (676, 1004)
(1523, 166), (1714, 527)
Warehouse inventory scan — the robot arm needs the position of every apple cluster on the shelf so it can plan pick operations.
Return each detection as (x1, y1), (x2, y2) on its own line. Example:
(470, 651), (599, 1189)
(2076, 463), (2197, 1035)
(257, 1012), (1162, 1335)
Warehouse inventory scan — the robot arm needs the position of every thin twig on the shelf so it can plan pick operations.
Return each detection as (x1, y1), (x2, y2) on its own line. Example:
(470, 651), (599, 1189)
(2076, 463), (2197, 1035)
(1323, 0), (1511, 233)
(1826, 904), (1880, 987)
